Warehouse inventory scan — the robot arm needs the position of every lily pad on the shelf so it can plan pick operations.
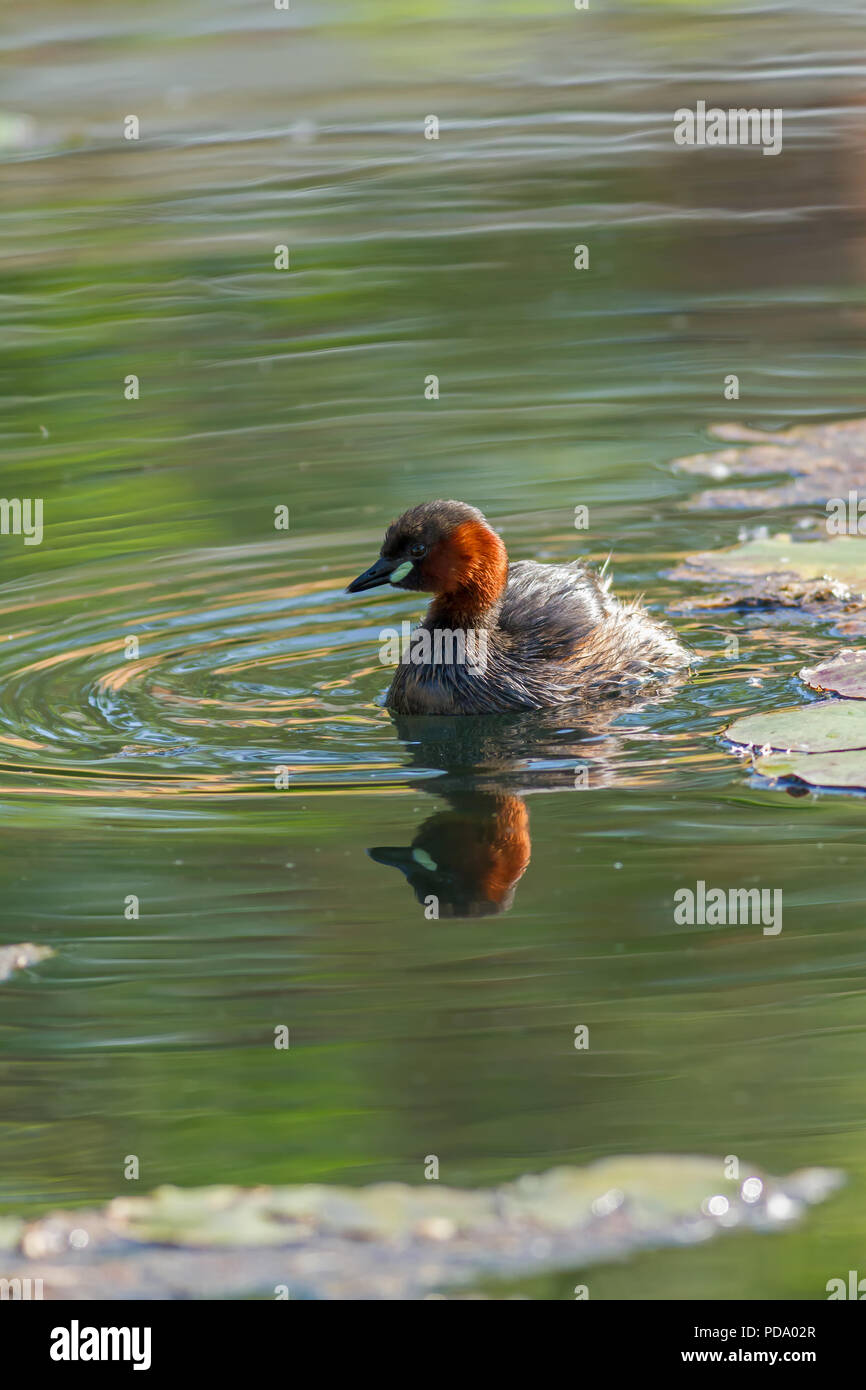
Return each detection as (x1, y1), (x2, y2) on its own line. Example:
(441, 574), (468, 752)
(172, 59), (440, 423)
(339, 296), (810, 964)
(755, 749), (866, 791)
(668, 574), (861, 617)
(800, 650), (866, 699)
(0, 943), (53, 982)
(669, 534), (866, 630)
(725, 700), (866, 754)
(671, 533), (866, 591)
(1, 1157), (842, 1300)
(725, 695), (866, 793)
(674, 418), (866, 510)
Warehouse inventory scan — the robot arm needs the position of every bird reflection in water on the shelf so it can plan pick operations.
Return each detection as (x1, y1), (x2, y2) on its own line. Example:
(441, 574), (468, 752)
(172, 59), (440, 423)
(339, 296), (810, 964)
(370, 789), (531, 918)
(368, 695), (673, 918)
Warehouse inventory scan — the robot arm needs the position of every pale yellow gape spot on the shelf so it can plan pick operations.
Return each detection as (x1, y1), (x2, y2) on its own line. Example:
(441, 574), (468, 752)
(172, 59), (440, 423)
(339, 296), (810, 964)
(390, 561), (413, 583)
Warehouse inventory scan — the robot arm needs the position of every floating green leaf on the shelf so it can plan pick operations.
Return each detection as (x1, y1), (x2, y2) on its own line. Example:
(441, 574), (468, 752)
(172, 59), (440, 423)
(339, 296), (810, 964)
(725, 692), (866, 792)
(672, 533), (866, 591)
(755, 749), (866, 791)
(1, 1158), (843, 1300)
(725, 700), (866, 754)
(670, 533), (866, 627)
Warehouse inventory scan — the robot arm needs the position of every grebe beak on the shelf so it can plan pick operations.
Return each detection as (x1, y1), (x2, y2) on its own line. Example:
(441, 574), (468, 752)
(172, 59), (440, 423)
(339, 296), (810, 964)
(346, 556), (405, 593)
(367, 845), (438, 876)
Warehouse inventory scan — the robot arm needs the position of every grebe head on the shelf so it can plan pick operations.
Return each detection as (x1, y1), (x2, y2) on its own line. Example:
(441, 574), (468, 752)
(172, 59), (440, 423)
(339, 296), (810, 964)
(346, 500), (508, 616)
(369, 792), (531, 918)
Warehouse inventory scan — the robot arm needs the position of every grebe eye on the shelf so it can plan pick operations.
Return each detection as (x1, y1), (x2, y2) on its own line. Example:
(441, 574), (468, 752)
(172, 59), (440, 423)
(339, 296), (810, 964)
(409, 543), (426, 558)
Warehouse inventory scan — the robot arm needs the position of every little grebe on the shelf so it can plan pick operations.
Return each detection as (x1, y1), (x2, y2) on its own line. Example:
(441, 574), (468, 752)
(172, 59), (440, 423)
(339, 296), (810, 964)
(346, 500), (690, 714)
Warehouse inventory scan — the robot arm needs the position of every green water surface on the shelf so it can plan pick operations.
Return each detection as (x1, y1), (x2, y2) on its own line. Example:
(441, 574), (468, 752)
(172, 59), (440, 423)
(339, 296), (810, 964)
(1, 0), (865, 1298)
